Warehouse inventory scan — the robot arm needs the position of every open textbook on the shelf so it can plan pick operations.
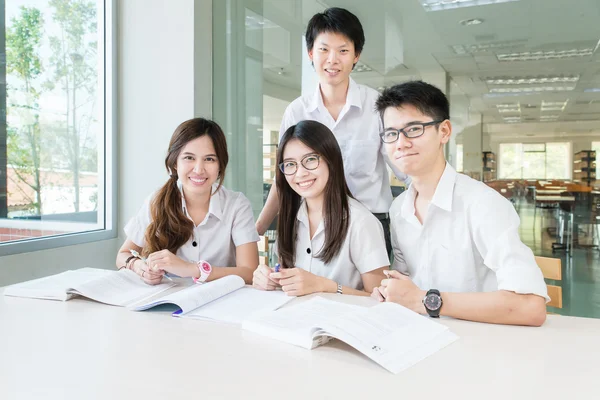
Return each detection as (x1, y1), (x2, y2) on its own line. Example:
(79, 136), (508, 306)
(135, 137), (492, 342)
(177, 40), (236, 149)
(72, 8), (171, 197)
(242, 297), (458, 374)
(131, 275), (294, 324)
(3, 268), (175, 307)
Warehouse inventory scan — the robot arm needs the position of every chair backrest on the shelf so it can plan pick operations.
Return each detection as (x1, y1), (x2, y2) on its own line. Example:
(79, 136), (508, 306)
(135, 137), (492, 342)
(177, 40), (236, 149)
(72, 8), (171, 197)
(534, 256), (562, 309)
(258, 235), (269, 266)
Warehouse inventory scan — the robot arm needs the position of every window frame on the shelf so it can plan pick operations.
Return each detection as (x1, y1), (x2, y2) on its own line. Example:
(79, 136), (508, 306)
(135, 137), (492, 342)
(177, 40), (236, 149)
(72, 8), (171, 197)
(498, 141), (572, 180)
(0, 0), (117, 257)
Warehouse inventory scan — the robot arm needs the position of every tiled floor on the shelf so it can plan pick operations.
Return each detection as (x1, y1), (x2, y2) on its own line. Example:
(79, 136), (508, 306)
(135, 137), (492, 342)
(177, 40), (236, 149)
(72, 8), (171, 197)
(517, 201), (600, 318)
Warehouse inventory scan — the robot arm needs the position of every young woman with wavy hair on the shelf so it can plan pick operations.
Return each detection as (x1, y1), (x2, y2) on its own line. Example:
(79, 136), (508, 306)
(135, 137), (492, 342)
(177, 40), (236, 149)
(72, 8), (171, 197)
(116, 118), (259, 285)
(252, 120), (389, 296)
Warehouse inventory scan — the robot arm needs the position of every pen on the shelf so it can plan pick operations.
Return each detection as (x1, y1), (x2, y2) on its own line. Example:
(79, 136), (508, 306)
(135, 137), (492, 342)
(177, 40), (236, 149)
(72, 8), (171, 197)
(274, 263), (280, 273)
(129, 249), (173, 281)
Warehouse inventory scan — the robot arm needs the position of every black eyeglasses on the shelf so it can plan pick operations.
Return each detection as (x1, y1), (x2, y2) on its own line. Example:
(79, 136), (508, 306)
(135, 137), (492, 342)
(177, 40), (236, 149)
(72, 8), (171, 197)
(279, 154), (321, 175)
(379, 120), (444, 143)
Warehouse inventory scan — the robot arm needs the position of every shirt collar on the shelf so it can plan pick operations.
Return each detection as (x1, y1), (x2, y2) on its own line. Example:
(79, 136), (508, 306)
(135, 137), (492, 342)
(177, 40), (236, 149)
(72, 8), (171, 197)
(177, 180), (223, 222)
(296, 199), (324, 237)
(430, 163), (456, 212)
(400, 183), (418, 221)
(307, 77), (362, 113)
(400, 162), (456, 221)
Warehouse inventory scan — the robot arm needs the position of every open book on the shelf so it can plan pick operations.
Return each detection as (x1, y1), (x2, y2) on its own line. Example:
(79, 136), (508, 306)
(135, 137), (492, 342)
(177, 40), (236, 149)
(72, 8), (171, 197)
(131, 275), (294, 324)
(3, 268), (175, 307)
(242, 297), (458, 374)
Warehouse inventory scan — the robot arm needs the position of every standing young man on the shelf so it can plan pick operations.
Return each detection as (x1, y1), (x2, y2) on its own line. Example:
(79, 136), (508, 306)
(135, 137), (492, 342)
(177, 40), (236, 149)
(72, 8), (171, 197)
(373, 80), (549, 326)
(256, 7), (406, 253)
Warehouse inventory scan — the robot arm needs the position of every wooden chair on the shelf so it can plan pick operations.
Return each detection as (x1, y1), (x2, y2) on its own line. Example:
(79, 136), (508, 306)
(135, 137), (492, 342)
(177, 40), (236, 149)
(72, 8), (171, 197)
(534, 256), (562, 309)
(258, 235), (270, 266)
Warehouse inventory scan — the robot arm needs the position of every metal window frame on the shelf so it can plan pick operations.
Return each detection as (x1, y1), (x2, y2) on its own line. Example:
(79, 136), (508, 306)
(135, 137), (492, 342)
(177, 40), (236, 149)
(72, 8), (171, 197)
(0, 0), (117, 257)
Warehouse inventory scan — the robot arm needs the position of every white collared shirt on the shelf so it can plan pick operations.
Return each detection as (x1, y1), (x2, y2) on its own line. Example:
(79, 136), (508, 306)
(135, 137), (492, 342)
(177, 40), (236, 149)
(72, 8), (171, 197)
(279, 78), (407, 213)
(124, 183), (259, 267)
(390, 163), (549, 301)
(290, 198), (390, 290)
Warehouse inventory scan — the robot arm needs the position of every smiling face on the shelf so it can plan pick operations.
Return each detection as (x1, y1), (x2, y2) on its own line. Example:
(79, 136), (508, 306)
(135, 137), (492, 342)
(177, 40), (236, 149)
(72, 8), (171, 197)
(382, 104), (451, 178)
(308, 31), (359, 88)
(281, 138), (329, 203)
(175, 135), (220, 197)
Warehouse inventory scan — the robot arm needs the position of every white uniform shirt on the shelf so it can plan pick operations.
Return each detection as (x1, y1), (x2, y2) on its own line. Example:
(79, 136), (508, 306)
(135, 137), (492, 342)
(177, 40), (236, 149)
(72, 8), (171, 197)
(279, 78), (407, 213)
(390, 163), (549, 301)
(290, 198), (390, 290)
(124, 183), (259, 267)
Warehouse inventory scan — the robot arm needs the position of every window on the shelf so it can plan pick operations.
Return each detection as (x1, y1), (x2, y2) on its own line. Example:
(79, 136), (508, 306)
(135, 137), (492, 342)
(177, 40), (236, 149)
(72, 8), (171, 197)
(498, 142), (571, 179)
(456, 144), (463, 173)
(592, 142), (600, 178)
(0, 0), (115, 255)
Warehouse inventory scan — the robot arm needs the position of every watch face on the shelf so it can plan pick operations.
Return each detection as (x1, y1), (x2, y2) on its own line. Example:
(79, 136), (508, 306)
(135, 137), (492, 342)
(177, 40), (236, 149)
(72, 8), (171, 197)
(200, 262), (211, 273)
(424, 294), (442, 311)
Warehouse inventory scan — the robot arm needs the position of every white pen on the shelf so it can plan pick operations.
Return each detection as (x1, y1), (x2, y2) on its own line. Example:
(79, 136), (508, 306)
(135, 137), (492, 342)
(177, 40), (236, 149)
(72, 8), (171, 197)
(129, 249), (173, 281)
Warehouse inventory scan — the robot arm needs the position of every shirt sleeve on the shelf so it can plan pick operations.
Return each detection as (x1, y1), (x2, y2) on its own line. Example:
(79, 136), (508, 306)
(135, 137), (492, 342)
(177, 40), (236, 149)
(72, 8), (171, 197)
(390, 211), (409, 274)
(123, 193), (154, 248)
(470, 190), (550, 302)
(349, 209), (390, 274)
(231, 193), (260, 247)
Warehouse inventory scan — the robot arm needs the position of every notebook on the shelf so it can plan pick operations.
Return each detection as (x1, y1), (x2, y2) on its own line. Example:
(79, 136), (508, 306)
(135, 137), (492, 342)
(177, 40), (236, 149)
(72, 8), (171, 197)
(242, 296), (458, 374)
(3, 268), (175, 307)
(131, 275), (294, 324)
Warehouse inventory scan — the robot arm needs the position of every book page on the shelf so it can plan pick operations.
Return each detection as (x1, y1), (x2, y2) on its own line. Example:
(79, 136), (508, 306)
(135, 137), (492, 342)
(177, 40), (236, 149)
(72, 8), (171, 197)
(3, 269), (113, 301)
(323, 302), (458, 374)
(131, 275), (245, 313)
(182, 287), (294, 324)
(70, 269), (175, 307)
(242, 296), (364, 349)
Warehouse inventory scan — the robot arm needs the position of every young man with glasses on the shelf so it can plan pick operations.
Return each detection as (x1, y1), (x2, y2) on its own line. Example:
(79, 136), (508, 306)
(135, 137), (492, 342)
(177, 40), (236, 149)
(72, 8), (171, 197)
(255, 7), (407, 254)
(372, 81), (549, 326)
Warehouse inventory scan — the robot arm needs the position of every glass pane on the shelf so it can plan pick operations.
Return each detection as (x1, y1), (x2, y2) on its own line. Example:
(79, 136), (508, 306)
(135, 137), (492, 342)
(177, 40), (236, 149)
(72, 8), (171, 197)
(499, 143), (522, 179)
(545, 142), (570, 179)
(523, 143), (546, 152)
(1, 0), (104, 243)
(213, 0), (600, 318)
(456, 144), (463, 173)
(522, 151), (545, 179)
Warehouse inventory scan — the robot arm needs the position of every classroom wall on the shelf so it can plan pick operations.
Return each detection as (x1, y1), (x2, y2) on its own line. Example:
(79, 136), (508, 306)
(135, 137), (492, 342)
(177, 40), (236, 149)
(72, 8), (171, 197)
(0, 0), (213, 286)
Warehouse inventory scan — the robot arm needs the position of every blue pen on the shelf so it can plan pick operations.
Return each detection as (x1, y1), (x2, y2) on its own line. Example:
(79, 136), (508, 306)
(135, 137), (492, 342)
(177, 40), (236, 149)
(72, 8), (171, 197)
(274, 263), (280, 273)
(130, 249), (173, 281)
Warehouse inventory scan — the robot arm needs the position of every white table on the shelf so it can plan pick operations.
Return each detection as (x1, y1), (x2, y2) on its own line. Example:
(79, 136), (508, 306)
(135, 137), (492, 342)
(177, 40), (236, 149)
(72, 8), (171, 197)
(1, 291), (599, 399)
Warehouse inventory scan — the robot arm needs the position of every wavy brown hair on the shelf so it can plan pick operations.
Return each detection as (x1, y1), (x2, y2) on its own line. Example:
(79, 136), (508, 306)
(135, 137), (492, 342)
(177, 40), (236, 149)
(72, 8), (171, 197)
(276, 120), (352, 269)
(143, 118), (229, 256)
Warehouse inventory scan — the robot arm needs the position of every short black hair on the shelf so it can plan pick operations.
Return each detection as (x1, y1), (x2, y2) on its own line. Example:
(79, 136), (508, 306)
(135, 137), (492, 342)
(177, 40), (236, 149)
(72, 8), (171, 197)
(305, 7), (365, 55)
(375, 81), (450, 123)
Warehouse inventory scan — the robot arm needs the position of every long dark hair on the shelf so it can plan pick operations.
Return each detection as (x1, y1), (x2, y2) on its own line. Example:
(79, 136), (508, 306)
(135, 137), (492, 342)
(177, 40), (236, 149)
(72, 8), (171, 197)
(143, 118), (229, 256)
(276, 120), (352, 268)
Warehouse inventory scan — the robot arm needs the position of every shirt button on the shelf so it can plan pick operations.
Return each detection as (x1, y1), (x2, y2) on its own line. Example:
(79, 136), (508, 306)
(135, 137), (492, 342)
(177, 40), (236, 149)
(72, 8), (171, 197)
(307, 248), (311, 254)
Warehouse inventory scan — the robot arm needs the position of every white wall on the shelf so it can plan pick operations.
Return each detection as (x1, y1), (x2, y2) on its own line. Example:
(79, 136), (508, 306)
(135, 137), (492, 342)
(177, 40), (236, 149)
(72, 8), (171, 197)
(0, 0), (212, 286)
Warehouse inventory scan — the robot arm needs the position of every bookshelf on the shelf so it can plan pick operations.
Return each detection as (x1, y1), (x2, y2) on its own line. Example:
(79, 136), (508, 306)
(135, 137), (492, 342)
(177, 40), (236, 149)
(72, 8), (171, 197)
(482, 151), (496, 182)
(573, 150), (596, 186)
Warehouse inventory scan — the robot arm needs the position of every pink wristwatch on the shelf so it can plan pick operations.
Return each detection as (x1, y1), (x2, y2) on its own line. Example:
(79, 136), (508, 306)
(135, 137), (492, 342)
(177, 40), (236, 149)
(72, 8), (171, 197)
(193, 260), (212, 283)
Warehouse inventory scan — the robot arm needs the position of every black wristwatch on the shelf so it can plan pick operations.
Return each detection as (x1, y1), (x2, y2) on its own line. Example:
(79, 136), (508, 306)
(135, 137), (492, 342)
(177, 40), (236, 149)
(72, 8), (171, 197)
(423, 289), (443, 318)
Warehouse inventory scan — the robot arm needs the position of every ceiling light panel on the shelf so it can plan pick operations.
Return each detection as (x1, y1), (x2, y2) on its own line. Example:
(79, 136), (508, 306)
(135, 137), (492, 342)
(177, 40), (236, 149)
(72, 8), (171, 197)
(497, 48), (594, 62)
(352, 61), (373, 73)
(489, 86), (576, 93)
(496, 103), (521, 113)
(541, 100), (568, 111)
(485, 75), (579, 85)
(451, 39), (528, 55)
(420, 0), (520, 12)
